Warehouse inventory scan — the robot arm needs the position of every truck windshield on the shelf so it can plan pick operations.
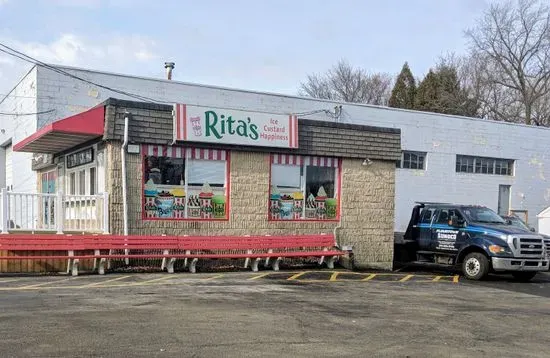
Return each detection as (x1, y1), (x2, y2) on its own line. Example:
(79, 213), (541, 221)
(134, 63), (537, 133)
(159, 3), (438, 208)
(461, 207), (506, 224)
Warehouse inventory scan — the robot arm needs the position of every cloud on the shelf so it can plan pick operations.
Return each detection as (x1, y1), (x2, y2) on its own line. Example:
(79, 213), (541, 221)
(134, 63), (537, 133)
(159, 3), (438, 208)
(16, 33), (158, 66)
(0, 33), (159, 95)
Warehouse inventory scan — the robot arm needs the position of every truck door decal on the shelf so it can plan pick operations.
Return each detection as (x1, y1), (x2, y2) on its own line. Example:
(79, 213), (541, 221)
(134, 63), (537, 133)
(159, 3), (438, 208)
(435, 229), (459, 251)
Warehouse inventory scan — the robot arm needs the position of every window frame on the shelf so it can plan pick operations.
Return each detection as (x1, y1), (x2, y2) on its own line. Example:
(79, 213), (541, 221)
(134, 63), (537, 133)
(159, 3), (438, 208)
(141, 145), (230, 221)
(268, 154), (341, 222)
(396, 151), (427, 170)
(65, 145), (98, 197)
(456, 155), (514, 176)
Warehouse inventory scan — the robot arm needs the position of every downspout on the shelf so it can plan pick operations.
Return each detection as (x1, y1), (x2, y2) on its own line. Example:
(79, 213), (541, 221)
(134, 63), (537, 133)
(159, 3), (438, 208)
(121, 112), (130, 264)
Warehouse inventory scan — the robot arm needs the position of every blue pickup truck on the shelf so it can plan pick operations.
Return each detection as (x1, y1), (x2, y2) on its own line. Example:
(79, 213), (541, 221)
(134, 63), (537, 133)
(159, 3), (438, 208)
(399, 202), (549, 281)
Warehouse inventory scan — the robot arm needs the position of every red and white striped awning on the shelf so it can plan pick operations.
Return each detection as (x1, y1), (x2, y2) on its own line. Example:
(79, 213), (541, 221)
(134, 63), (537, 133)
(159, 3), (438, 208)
(143, 145), (227, 160)
(271, 154), (339, 168)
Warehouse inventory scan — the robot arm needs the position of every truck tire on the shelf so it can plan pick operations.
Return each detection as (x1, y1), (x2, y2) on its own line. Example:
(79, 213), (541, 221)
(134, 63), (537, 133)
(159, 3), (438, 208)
(462, 252), (489, 280)
(511, 272), (537, 282)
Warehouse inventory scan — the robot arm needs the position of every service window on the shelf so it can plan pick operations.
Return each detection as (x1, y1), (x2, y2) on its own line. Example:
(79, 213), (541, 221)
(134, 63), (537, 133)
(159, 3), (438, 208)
(65, 146), (97, 196)
(269, 154), (340, 221)
(143, 145), (229, 220)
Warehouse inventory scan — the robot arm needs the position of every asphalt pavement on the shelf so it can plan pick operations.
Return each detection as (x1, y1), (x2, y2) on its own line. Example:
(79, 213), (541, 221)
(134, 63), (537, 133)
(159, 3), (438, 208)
(0, 270), (549, 358)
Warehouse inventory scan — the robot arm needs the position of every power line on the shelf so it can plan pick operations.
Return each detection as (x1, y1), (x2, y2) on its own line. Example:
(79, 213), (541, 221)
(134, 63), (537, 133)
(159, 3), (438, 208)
(0, 109), (55, 116)
(0, 42), (170, 105)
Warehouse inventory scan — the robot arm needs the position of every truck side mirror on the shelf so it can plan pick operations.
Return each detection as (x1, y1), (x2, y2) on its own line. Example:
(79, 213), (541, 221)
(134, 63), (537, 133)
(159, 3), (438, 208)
(530, 227), (536, 232)
(450, 215), (464, 227)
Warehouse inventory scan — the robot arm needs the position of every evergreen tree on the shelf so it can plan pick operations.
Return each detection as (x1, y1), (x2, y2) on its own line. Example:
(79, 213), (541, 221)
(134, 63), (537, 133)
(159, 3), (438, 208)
(389, 62), (416, 109)
(414, 70), (440, 112)
(415, 66), (479, 116)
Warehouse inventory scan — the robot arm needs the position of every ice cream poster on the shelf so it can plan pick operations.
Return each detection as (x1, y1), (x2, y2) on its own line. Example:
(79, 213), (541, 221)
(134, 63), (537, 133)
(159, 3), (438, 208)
(173, 104), (298, 149)
(144, 179), (226, 219)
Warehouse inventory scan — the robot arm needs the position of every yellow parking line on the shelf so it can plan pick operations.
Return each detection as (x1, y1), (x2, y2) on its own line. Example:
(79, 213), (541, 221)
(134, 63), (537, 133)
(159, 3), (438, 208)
(248, 273), (271, 280)
(362, 274), (377, 281)
(453, 275), (460, 283)
(17, 277), (76, 289)
(0, 278), (24, 284)
(287, 271), (309, 281)
(83, 275), (131, 287)
(329, 272), (339, 281)
(433, 276), (442, 282)
(131, 275), (176, 286)
(399, 274), (414, 282)
(203, 274), (224, 281)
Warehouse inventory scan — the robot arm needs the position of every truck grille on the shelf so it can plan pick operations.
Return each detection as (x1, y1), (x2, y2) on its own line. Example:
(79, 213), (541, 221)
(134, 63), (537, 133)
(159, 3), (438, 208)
(544, 238), (550, 258)
(517, 237), (544, 257)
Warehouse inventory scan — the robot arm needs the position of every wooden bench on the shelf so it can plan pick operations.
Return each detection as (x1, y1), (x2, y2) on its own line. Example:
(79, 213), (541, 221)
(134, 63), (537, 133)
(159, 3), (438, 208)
(0, 234), (344, 275)
(0, 234), (88, 275)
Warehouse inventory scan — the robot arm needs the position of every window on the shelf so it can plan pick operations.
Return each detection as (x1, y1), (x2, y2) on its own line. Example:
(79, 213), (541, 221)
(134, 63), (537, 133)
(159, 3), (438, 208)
(270, 154), (340, 221)
(456, 155), (514, 176)
(435, 208), (464, 225)
(142, 145), (229, 220)
(397, 151), (426, 170)
(65, 146), (98, 196)
(89, 167), (96, 195)
(420, 208), (436, 224)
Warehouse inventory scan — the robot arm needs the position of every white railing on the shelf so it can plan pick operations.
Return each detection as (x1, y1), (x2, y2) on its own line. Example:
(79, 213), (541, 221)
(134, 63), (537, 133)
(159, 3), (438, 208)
(0, 188), (109, 234)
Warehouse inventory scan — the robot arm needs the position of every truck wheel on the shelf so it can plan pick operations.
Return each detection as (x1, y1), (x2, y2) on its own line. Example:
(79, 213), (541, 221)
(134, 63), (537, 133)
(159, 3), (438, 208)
(511, 272), (537, 282)
(462, 252), (489, 280)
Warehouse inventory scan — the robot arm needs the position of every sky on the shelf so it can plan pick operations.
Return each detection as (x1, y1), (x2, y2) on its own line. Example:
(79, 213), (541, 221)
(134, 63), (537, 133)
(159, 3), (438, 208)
(0, 0), (491, 97)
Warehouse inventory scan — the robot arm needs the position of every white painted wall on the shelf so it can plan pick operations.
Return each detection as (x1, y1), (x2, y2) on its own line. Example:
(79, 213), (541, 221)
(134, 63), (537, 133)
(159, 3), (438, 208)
(3, 65), (550, 231)
(0, 66), (38, 194)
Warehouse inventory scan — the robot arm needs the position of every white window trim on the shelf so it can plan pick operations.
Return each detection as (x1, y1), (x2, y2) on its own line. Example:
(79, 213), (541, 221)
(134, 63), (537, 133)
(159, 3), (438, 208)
(397, 150), (427, 170)
(65, 145), (98, 196)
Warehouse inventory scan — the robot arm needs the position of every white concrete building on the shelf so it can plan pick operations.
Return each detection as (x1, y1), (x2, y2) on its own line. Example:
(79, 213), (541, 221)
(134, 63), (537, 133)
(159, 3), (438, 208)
(1, 64), (550, 232)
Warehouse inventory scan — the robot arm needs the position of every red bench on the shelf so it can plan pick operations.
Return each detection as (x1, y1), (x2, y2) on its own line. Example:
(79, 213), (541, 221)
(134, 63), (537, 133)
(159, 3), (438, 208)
(0, 234), (344, 275)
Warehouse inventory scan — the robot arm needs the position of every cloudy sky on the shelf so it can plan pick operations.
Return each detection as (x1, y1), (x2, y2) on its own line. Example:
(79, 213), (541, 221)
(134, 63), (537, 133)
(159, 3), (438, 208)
(0, 0), (490, 96)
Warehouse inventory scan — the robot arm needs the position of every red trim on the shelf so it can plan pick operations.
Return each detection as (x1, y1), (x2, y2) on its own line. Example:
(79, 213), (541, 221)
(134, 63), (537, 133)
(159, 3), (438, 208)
(288, 115), (293, 148)
(13, 106), (105, 152)
(267, 153), (342, 222)
(182, 104), (187, 140)
(294, 115), (299, 148)
(141, 145), (231, 221)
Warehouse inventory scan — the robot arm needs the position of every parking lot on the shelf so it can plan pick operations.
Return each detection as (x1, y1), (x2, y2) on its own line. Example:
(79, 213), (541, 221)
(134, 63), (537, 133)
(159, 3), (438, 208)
(1, 270), (549, 357)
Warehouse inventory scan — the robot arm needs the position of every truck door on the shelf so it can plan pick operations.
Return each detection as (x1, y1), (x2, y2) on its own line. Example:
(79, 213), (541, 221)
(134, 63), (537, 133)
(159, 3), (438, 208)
(431, 208), (461, 253)
(417, 207), (436, 250)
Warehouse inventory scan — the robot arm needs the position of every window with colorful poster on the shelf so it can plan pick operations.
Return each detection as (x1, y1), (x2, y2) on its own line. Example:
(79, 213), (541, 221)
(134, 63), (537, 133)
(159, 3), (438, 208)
(269, 154), (340, 221)
(142, 145), (229, 220)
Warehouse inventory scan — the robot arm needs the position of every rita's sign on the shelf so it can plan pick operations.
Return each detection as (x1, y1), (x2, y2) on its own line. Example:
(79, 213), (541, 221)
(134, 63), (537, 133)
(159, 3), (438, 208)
(173, 104), (298, 149)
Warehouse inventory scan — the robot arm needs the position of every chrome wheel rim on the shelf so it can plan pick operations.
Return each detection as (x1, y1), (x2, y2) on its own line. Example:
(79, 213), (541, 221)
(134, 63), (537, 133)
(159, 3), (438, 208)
(465, 257), (481, 277)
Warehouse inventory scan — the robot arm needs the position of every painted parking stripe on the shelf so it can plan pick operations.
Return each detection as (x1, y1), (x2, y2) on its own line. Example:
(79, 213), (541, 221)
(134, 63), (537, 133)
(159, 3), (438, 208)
(203, 274), (224, 281)
(17, 277), (76, 289)
(83, 275), (131, 287)
(399, 274), (414, 282)
(362, 274), (377, 281)
(287, 271), (309, 281)
(248, 273), (272, 280)
(329, 272), (340, 281)
(453, 275), (460, 283)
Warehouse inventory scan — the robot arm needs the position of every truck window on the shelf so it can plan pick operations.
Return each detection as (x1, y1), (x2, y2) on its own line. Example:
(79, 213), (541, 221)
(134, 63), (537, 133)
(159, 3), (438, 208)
(420, 208), (435, 224)
(435, 209), (465, 225)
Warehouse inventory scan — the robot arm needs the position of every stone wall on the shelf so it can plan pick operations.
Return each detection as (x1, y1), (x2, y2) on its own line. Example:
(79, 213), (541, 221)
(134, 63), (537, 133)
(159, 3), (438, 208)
(106, 142), (395, 269)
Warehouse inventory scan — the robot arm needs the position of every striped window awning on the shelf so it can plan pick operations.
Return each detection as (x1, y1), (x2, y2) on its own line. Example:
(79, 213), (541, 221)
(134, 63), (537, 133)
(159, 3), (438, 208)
(271, 154), (339, 168)
(143, 145), (227, 161)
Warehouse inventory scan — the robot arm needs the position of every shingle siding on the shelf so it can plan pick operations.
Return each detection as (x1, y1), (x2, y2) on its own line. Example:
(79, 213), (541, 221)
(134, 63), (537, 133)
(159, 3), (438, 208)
(103, 99), (401, 162)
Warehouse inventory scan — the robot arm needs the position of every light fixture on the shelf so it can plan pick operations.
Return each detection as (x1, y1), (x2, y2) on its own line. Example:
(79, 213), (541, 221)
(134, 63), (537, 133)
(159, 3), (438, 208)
(362, 158), (373, 166)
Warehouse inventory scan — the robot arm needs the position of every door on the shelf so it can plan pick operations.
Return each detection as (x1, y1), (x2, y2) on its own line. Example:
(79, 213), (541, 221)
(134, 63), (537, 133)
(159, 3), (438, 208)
(4, 144), (12, 191)
(40, 171), (56, 227)
(431, 208), (461, 253)
(498, 185), (511, 216)
(418, 207), (436, 250)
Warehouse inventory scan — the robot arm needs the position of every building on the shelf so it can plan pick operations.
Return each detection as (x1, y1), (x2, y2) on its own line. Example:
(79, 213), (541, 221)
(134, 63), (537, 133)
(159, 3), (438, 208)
(7, 98), (400, 271)
(1, 64), (550, 234)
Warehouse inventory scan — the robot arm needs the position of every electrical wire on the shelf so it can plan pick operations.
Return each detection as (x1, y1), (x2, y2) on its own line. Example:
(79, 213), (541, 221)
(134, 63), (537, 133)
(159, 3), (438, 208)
(0, 109), (55, 116)
(0, 42), (170, 105)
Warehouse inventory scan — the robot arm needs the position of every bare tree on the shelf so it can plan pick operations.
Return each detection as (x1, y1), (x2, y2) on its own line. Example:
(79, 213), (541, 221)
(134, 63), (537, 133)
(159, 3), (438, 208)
(465, 0), (550, 125)
(299, 60), (392, 105)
